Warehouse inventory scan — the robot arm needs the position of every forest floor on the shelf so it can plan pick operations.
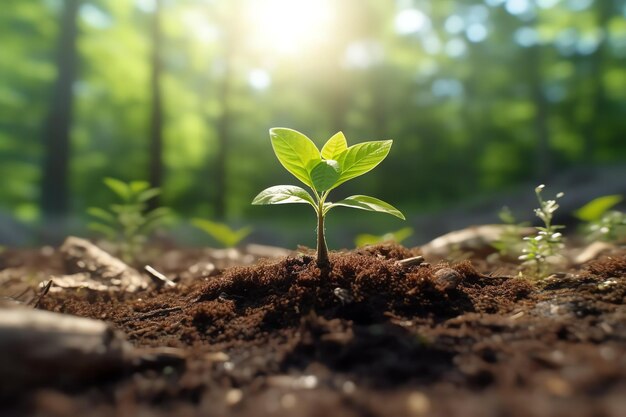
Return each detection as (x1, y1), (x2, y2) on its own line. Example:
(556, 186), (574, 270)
(0, 239), (625, 417)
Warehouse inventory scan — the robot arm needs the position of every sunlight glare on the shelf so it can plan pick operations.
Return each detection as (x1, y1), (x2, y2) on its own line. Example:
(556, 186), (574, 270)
(395, 9), (429, 35)
(247, 0), (334, 56)
(248, 69), (271, 90)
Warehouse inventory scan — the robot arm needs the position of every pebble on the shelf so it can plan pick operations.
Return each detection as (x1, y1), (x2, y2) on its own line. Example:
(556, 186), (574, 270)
(406, 391), (431, 416)
(544, 376), (572, 397)
(267, 375), (318, 390)
(433, 268), (462, 290)
(225, 388), (243, 406)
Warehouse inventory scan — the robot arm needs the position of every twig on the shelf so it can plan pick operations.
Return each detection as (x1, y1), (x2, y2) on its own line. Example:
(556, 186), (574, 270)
(144, 265), (177, 288)
(118, 306), (182, 324)
(32, 280), (53, 308)
(396, 256), (425, 267)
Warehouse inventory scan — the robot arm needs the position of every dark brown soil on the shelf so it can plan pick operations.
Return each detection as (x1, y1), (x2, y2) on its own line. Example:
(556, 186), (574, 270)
(2, 244), (625, 417)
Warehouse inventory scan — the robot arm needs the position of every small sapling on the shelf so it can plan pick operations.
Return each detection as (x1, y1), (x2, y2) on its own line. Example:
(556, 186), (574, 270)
(252, 128), (404, 268)
(519, 184), (565, 278)
(88, 177), (171, 262)
(574, 195), (626, 243)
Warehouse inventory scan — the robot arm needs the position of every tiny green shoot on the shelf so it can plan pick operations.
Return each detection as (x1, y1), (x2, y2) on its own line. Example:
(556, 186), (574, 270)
(252, 128), (405, 268)
(574, 195), (626, 243)
(355, 227), (413, 248)
(519, 184), (565, 278)
(191, 219), (252, 248)
(88, 177), (171, 262)
(491, 206), (528, 259)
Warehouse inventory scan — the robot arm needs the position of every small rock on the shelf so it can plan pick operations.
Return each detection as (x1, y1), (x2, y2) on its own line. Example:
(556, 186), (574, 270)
(433, 268), (462, 291)
(225, 388), (243, 406)
(267, 375), (318, 390)
(204, 351), (230, 362)
(406, 391), (431, 416)
(573, 241), (614, 265)
(544, 376), (572, 397)
(186, 261), (217, 278)
(333, 287), (354, 304)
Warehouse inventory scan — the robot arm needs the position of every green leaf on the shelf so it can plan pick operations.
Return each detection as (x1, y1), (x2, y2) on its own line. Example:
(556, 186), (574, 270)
(104, 177), (131, 201)
(332, 140), (392, 189)
(232, 226), (253, 246)
(270, 128), (321, 188)
(139, 207), (172, 234)
(329, 195), (405, 219)
(574, 195), (623, 222)
(310, 160), (340, 192)
(129, 181), (150, 194)
(110, 203), (143, 214)
(252, 185), (317, 208)
(87, 207), (115, 224)
(137, 188), (161, 203)
(192, 219), (252, 247)
(354, 233), (381, 248)
(321, 132), (348, 160)
(88, 222), (117, 240)
(354, 227), (414, 247)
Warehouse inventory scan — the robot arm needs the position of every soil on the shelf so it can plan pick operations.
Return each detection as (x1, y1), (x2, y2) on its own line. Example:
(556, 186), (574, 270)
(1, 242), (625, 417)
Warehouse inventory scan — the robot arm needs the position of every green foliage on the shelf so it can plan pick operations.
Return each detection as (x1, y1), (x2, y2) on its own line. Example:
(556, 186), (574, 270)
(3, 0), (626, 236)
(491, 206), (528, 259)
(575, 195), (626, 243)
(191, 219), (252, 248)
(355, 227), (413, 248)
(519, 185), (565, 278)
(253, 128), (404, 266)
(88, 178), (171, 262)
(574, 195), (623, 222)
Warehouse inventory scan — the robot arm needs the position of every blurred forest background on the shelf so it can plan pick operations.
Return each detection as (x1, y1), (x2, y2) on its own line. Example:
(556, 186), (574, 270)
(1, 0), (626, 248)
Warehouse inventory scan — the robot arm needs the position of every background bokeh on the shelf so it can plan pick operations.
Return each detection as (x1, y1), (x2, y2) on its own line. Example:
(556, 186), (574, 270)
(1, 0), (625, 248)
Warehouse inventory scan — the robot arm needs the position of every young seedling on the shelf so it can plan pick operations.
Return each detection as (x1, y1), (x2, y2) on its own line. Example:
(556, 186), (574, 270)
(252, 128), (405, 268)
(519, 184), (565, 278)
(491, 206), (528, 259)
(574, 195), (626, 243)
(191, 219), (252, 248)
(88, 177), (171, 262)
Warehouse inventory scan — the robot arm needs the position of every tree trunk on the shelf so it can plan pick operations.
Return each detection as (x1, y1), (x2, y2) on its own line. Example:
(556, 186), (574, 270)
(527, 45), (551, 180)
(214, 59), (232, 220)
(40, 0), (80, 228)
(581, 0), (612, 162)
(148, 0), (164, 209)
(213, 8), (241, 220)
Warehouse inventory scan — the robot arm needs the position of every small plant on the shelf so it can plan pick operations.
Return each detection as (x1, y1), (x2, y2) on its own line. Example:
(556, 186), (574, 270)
(252, 128), (404, 268)
(491, 206), (528, 259)
(574, 195), (626, 243)
(519, 184), (565, 278)
(355, 227), (413, 248)
(88, 177), (171, 262)
(191, 219), (252, 248)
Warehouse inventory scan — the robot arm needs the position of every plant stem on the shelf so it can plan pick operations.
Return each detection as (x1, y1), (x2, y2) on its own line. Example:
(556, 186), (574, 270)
(316, 202), (330, 269)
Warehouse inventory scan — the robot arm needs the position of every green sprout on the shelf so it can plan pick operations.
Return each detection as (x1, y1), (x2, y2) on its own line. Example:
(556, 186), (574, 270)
(519, 184), (565, 278)
(252, 128), (405, 268)
(574, 195), (626, 243)
(355, 227), (413, 248)
(88, 177), (171, 262)
(191, 219), (252, 248)
(491, 206), (528, 259)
